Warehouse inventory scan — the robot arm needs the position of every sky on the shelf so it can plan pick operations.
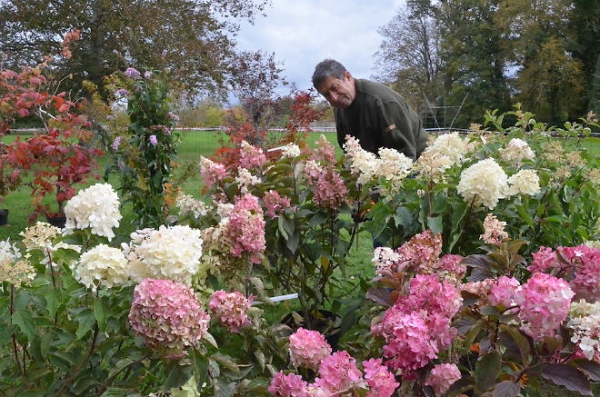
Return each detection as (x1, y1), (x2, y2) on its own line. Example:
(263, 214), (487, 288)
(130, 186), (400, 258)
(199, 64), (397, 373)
(233, 0), (406, 96)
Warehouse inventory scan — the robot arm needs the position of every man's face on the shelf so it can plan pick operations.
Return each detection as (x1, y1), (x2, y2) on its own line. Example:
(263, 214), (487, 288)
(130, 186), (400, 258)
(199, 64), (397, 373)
(316, 71), (355, 108)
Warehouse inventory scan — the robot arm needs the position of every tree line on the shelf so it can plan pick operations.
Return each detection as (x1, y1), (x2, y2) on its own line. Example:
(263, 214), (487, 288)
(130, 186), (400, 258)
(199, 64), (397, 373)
(374, 0), (600, 128)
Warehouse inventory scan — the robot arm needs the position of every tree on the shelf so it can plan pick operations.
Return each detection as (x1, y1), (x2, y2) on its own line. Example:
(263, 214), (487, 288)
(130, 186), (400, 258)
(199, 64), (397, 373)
(373, 1), (443, 113)
(568, 0), (600, 115)
(0, 0), (271, 100)
(227, 50), (287, 145)
(435, 0), (512, 128)
(495, 0), (586, 124)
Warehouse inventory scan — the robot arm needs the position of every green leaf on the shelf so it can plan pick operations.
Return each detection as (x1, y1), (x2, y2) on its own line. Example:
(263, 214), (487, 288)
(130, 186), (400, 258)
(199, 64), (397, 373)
(44, 287), (60, 319)
(75, 309), (96, 340)
(541, 363), (593, 396)
(191, 349), (210, 393)
(475, 350), (501, 394)
(426, 215), (443, 234)
(492, 381), (521, 397)
(93, 298), (107, 333)
(163, 362), (193, 391)
(12, 309), (36, 342)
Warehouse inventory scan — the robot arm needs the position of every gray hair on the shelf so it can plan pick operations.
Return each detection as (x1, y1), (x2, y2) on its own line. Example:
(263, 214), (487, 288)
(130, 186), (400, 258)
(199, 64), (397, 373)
(311, 59), (347, 88)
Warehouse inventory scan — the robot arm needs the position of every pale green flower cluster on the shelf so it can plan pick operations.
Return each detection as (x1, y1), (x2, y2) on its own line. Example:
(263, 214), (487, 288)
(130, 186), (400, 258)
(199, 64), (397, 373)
(125, 225), (203, 286)
(64, 183), (122, 241)
(75, 244), (129, 291)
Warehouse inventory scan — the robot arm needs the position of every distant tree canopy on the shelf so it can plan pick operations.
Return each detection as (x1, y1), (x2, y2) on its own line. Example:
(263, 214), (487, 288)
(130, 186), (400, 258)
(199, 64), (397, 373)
(0, 0), (271, 101)
(374, 0), (600, 127)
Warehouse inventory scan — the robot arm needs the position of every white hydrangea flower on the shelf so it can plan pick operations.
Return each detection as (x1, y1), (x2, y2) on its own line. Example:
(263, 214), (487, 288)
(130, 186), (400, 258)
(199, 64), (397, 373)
(507, 169), (541, 197)
(176, 194), (210, 219)
(0, 239), (22, 263)
(20, 222), (62, 251)
(64, 183), (122, 241)
(280, 143), (301, 159)
(376, 148), (414, 187)
(124, 225), (203, 286)
(414, 150), (455, 182)
(426, 132), (474, 166)
(457, 158), (508, 210)
(75, 244), (129, 290)
(567, 300), (600, 360)
(343, 136), (379, 185)
(235, 167), (261, 194)
(499, 138), (536, 165)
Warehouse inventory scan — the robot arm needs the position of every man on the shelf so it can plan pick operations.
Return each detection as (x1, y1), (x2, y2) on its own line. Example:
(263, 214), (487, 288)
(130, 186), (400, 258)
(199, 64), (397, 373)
(312, 59), (428, 160)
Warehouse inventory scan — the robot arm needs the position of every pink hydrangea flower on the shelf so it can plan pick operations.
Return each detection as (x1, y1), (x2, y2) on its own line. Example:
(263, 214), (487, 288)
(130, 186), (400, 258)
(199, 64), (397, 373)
(226, 193), (266, 264)
(488, 276), (520, 308)
(514, 273), (574, 340)
(200, 157), (229, 191)
(268, 371), (308, 397)
(437, 254), (466, 281)
(405, 274), (463, 318)
(288, 328), (332, 370)
(303, 160), (348, 210)
(263, 190), (292, 218)
(314, 351), (364, 394)
(425, 363), (461, 396)
(372, 310), (436, 374)
(239, 140), (267, 169)
(395, 229), (443, 274)
(528, 246), (559, 273)
(372, 275), (461, 375)
(208, 290), (252, 333)
(562, 245), (600, 302)
(128, 278), (210, 353)
(362, 358), (399, 397)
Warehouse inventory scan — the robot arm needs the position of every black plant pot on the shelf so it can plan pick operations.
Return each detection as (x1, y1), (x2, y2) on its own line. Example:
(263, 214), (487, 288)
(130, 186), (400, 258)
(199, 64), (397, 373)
(0, 209), (8, 226)
(46, 215), (67, 229)
(281, 309), (342, 350)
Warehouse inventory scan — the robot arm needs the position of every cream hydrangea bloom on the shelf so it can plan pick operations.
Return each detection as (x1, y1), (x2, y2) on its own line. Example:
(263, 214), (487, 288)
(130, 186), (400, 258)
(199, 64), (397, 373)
(124, 225), (203, 286)
(457, 158), (508, 209)
(64, 183), (122, 241)
(75, 244), (129, 290)
(0, 240), (35, 287)
(426, 132), (475, 166)
(507, 169), (541, 196)
(499, 138), (536, 165)
(376, 148), (413, 188)
(343, 135), (379, 185)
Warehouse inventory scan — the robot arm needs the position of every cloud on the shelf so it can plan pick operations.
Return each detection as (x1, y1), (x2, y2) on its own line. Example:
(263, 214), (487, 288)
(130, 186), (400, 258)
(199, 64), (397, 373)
(234, 0), (405, 95)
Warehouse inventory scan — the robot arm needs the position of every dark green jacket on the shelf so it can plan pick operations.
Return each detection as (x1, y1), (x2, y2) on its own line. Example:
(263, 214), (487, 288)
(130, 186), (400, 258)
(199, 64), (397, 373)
(335, 79), (428, 160)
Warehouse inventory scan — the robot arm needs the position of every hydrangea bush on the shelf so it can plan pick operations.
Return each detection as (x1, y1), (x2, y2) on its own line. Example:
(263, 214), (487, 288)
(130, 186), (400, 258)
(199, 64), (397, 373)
(0, 98), (598, 397)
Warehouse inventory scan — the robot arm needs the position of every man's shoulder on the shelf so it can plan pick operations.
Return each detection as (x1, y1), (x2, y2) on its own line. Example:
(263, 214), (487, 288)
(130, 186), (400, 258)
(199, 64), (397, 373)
(355, 79), (403, 103)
